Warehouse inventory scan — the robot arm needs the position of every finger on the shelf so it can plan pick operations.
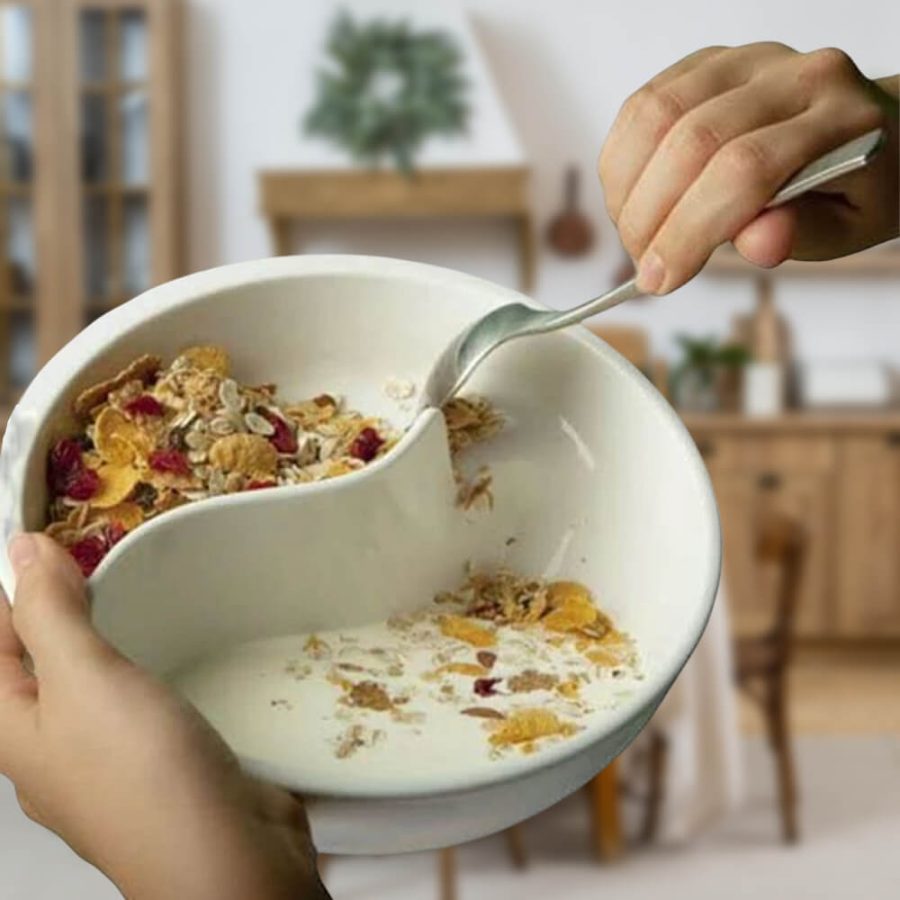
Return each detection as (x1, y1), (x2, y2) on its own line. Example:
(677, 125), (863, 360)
(733, 206), (798, 268)
(0, 596), (36, 774)
(599, 42), (792, 221)
(0, 591), (35, 701)
(9, 534), (119, 677)
(637, 95), (884, 294)
(616, 73), (808, 262)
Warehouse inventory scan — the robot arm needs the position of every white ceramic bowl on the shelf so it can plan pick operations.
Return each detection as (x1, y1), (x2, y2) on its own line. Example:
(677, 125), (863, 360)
(0, 256), (720, 854)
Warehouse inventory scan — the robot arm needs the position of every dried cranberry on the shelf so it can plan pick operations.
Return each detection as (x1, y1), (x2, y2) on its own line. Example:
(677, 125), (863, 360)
(105, 522), (127, 546)
(47, 438), (84, 495)
(349, 427), (384, 462)
(69, 535), (108, 577)
(148, 449), (191, 477)
(261, 410), (298, 454)
(65, 467), (101, 501)
(473, 678), (502, 697)
(124, 394), (165, 417)
(245, 479), (277, 491)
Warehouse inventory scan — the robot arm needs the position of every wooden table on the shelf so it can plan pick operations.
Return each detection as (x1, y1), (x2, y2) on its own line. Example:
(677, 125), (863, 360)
(258, 165), (536, 292)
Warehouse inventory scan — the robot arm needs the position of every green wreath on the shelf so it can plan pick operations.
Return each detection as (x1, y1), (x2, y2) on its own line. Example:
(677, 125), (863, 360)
(304, 11), (469, 173)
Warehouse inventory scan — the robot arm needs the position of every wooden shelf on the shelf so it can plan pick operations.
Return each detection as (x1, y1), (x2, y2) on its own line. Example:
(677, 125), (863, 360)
(83, 183), (149, 196)
(259, 165), (536, 291)
(684, 410), (900, 434)
(0, 182), (33, 196)
(705, 243), (900, 276)
(81, 80), (148, 94)
(1, 294), (35, 313)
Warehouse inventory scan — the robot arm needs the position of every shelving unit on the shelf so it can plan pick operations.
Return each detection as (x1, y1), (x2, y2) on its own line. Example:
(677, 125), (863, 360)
(0, 0), (181, 426)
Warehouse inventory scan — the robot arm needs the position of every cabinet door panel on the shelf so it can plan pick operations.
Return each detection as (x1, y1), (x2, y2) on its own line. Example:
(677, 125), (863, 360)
(712, 470), (831, 637)
(836, 437), (900, 636)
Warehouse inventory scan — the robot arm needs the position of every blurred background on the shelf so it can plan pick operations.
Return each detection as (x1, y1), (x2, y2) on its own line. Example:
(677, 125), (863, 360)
(0, 0), (898, 898)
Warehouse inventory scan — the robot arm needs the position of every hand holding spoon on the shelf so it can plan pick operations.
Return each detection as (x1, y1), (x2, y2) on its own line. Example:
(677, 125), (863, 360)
(420, 130), (885, 410)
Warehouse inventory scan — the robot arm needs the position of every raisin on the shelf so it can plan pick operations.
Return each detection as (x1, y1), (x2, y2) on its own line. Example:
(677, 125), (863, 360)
(473, 677), (502, 697)
(47, 438), (84, 495)
(124, 394), (165, 417)
(148, 449), (190, 476)
(131, 482), (158, 511)
(349, 427), (384, 462)
(69, 535), (108, 577)
(65, 468), (101, 501)
(261, 410), (298, 454)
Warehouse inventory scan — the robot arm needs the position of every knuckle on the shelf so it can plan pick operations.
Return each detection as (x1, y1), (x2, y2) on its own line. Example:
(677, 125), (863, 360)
(626, 84), (686, 137)
(671, 118), (725, 167)
(799, 47), (857, 86)
(748, 40), (794, 56)
(716, 137), (772, 184)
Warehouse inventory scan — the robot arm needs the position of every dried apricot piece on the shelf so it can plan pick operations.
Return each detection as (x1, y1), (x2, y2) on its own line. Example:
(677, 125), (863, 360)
(440, 615), (496, 648)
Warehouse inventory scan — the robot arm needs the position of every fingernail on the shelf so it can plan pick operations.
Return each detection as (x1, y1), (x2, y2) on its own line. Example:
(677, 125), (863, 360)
(637, 251), (665, 294)
(8, 534), (38, 576)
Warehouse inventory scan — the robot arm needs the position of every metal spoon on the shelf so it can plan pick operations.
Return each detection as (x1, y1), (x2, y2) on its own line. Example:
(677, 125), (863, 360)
(420, 129), (885, 409)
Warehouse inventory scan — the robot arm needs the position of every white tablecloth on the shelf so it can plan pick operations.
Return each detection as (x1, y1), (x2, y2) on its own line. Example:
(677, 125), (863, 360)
(623, 581), (744, 843)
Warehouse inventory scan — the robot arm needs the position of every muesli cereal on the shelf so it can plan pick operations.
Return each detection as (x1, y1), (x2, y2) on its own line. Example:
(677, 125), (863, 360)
(44, 345), (505, 575)
(44, 346), (398, 575)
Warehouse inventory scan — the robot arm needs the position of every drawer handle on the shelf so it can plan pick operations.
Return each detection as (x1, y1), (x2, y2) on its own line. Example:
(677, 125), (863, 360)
(887, 432), (900, 447)
(696, 440), (716, 458)
(758, 472), (782, 490)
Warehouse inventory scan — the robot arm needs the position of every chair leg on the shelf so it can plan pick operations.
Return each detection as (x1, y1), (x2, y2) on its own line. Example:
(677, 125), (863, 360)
(504, 825), (528, 869)
(767, 682), (799, 844)
(438, 847), (457, 900)
(589, 759), (624, 861)
(640, 732), (668, 844)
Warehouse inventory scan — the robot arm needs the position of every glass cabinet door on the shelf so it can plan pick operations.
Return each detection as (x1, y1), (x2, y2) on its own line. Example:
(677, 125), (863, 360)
(0, 2), (36, 401)
(77, 3), (151, 323)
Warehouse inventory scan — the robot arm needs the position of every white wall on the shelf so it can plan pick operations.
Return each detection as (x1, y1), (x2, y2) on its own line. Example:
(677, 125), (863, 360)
(184, 0), (900, 364)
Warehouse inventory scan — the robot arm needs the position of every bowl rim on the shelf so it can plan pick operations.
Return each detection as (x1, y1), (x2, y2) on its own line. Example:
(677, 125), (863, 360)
(0, 254), (722, 800)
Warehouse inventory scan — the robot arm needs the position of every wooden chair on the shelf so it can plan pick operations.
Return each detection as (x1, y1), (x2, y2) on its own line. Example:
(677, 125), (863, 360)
(734, 511), (806, 843)
(587, 324), (669, 399)
(636, 512), (806, 846)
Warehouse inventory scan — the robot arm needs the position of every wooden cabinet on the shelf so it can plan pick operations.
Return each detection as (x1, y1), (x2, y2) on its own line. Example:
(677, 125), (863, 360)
(689, 416), (900, 642)
(835, 434), (900, 636)
(0, 0), (181, 423)
(704, 437), (833, 637)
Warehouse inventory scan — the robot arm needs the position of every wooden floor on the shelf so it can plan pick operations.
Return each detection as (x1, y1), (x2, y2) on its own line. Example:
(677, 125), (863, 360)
(740, 646), (900, 736)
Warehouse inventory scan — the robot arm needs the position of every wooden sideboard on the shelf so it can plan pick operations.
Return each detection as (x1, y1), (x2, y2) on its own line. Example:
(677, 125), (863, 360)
(685, 413), (900, 641)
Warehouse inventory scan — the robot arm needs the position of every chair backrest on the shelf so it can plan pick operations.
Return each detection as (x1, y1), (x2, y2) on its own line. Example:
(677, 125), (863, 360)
(588, 325), (650, 370)
(587, 325), (669, 397)
(756, 512), (807, 665)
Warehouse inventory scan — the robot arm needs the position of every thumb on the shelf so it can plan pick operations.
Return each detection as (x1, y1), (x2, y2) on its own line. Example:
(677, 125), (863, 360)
(8, 534), (119, 677)
(732, 205), (797, 269)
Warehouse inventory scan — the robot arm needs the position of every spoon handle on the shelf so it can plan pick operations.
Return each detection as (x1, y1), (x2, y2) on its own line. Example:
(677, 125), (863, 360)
(544, 128), (885, 330)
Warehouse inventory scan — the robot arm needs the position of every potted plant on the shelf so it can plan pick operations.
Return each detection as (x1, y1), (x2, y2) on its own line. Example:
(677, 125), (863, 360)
(671, 335), (750, 412)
